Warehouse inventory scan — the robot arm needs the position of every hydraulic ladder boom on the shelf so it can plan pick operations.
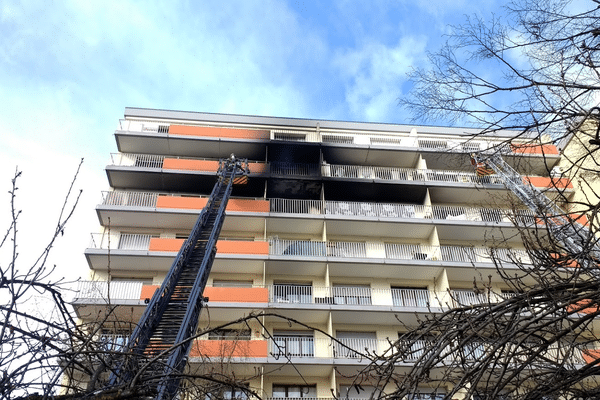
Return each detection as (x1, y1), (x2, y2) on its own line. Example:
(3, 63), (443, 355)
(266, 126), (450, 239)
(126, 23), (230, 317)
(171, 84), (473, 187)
(472, 152), (599, 259)
(108, 155), (249, 400)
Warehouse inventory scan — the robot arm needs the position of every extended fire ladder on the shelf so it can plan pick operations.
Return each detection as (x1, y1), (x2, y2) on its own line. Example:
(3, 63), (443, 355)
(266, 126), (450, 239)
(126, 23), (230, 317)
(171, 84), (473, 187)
(108, 155), (249, 400)
(472, 152), (599, 260)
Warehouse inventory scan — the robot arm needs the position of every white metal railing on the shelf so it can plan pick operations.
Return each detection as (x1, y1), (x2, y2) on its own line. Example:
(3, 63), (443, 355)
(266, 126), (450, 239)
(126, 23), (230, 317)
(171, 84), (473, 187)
(322, 163), (505, 185)
(271, 198), (534, 223)
(270, 336), (315, 357)
(101, 191), (159, 207)
(117, 234), (153, 250)
(270, 198), (323, 214)
(117, 120), (549, 160)
(269, 240), (327, 257)
(88, 233), (154, 250)
(391, 288), (431, 307)
(86, 235), (531, 265)
(322, 134), (354, 144)
(75, 281), (143, 301)
(97, 193), (534, 226)
(331, 286), (372, 305)
(110, 153), (165, 168)
(396, 339), (431, 362)
(334, 338), (379, 358)
(271, 284), (313, 304)
(327, 241), (368, 258)
(370, 136), (402, 145)
(451, 290), (489, 306)
(97, 193), (534, 225)
(269, 239), (530, 264)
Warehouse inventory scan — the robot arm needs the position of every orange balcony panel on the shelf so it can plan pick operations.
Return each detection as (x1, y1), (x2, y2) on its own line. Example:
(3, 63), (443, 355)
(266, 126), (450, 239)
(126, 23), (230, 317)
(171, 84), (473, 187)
(169, 125), (270, 140)
(570, 213), (589, 227)
(524, 176), (573, 190)
(226, 199), (269, 212)
(248, 162), (268, 173)
(190, 339), (268, 358)
(567, 300), (599, 314)
(156, 196), (208, 209)
(156, 196), (269, 212)
(149, 238), (185, 252)
(216, 240), (269, 255)
(511, 143), (559, 155)
(582, 349), (600, 364)
(139, 286), (268, 303)
(140, 285), (160, 300)
(549, 253), (580, 268)
(204, 287), (268, 303)
(163, 158), (219, 172)
(149, 238), (268, 255)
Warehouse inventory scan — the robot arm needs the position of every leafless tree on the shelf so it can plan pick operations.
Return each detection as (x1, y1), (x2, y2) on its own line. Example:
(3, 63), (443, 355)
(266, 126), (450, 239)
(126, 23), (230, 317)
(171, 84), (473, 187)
(337, 2), (600, 398)
(401, 0), (600, 142)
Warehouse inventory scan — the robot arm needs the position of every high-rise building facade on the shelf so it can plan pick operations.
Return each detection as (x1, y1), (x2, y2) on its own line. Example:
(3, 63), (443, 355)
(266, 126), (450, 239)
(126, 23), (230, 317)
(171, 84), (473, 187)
(73, 107), (569, 399)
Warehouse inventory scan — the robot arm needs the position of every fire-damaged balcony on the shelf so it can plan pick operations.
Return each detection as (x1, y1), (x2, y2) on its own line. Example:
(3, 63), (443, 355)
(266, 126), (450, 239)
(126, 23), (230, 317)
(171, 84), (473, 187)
(104, 153), (571, 204)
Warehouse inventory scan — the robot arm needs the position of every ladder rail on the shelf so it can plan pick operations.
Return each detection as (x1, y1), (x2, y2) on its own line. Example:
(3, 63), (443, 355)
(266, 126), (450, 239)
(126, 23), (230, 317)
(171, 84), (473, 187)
(155, 161), (239, 400)
(475, 152), (600, 261)
(107, 156), (249, 396)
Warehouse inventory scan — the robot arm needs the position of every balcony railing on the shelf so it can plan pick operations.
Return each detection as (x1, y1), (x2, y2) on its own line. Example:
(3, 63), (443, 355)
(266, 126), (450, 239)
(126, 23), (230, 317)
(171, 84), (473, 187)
(107, 153), (547, 188)
(271, 336), (315, 358)
(110, 153), (165, 168)
(87, 234), (530, 264)
(334, 338), (378, 358)
(119, 120), (554, 157)
(101, 191), (159, 207)
(74, 281), (526, 311)
(322, 164), (504, 185)
(75, 280), (144, 301)
(99, 192), (533, 224)
(451, 290), (490, 306)
(391, 288), (430, 307)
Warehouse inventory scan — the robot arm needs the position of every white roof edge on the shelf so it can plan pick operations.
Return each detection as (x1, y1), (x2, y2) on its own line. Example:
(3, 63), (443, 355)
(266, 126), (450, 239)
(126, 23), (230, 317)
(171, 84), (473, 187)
(124, 107), (526, 138)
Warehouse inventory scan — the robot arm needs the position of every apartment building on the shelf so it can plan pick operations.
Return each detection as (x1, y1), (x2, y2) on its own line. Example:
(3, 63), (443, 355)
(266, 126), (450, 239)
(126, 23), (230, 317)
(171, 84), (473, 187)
(72, 107), (571, 399)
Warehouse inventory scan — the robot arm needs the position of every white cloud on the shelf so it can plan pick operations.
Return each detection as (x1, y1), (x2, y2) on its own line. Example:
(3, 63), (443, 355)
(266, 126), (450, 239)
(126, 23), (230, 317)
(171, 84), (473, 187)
(333, 37), (427, 121)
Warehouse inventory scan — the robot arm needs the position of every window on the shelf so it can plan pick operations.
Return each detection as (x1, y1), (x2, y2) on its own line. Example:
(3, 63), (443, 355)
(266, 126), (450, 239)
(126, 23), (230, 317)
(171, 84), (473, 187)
(273, 331), (314, 357)
(272, 385), (316, 398)
(332, 284), (372, 305)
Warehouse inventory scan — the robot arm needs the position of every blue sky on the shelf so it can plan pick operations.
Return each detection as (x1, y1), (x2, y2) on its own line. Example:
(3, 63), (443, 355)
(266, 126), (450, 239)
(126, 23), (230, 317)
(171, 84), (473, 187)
(0, 0), (503, 281)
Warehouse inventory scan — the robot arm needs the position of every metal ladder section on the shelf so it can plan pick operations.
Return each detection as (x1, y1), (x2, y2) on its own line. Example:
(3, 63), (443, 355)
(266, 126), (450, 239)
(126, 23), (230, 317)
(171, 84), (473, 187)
(475, 153), (599, 258)
(108, 156), (249, 400)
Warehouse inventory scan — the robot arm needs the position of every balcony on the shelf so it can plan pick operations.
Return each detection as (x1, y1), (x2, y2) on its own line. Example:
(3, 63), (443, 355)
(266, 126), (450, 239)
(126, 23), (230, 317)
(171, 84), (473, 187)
(116, 117), (559, 175)
(96, 192), (531, 241)
(269, 239), (530, 265)
(74, 282), (512, 317)
(84, 234), (531, 274)
(269, 337), (391, 360)
(106, 153), (568, 192)
(105, 153), (268, 194)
